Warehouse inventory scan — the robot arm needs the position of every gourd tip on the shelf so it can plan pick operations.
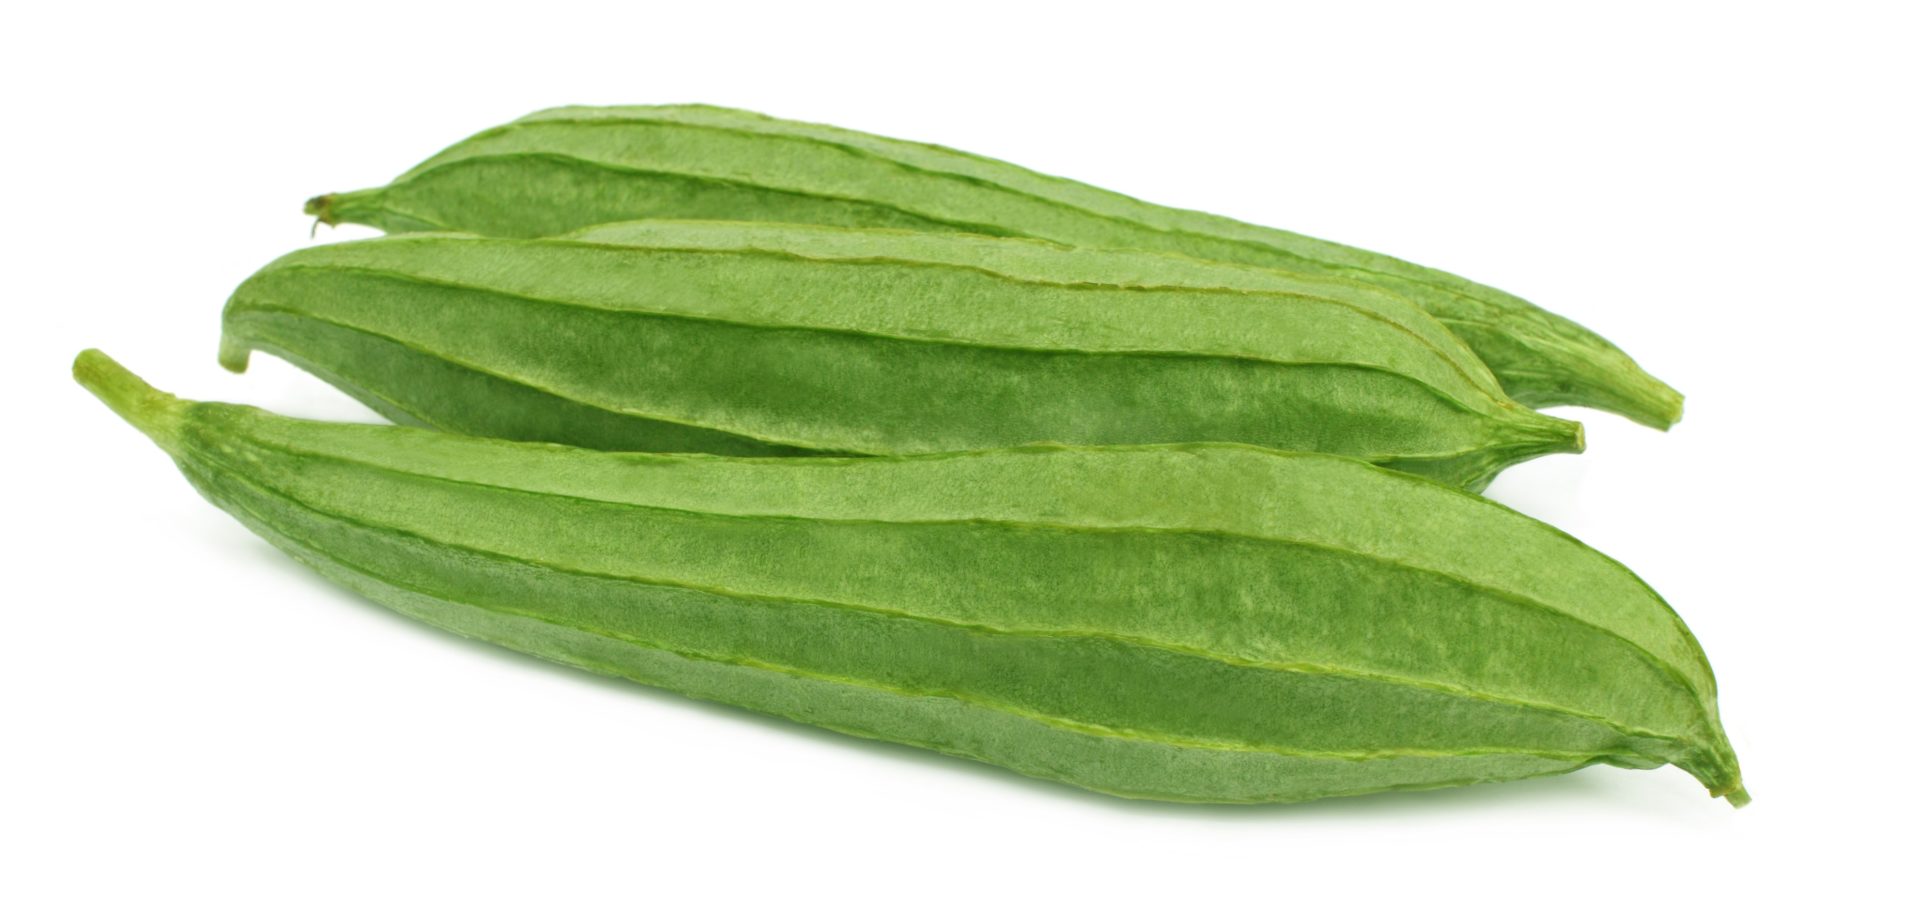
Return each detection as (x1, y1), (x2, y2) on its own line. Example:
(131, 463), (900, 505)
(72, 349), (184, 450)
(1525, 411), (1584, 458)
(1611, 374), (1685, 431)
(304, 194), (337, 226)
(1633, 383), (1684, 431)
(1721, 784), (1751, 808)
(217, 337), (252, 374)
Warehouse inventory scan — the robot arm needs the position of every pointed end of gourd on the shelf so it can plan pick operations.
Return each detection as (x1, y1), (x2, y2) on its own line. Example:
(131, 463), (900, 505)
(1707, 751), (1749, 809)
(303, 188), (405, 231)
(1611, 377), (1684, 432)
(1656, 388), (1684, 430)
(1680, 742), (1748, 809)
(1393, 408), (1585, 492)
(218, 336), (252, 374)
(304, 193), (339, 227)
(1557, 359), (1683, 431)
(1500, 350), (1685, 432)
(73, 349), (187, 454)
(1512, 409), (1585, 461)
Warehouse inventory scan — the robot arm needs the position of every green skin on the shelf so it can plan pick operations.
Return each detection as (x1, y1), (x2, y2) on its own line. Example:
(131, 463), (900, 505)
(75, 350), (1744, 806)
(307, 104), (1683, 429)
(222, 220), (1581, 493)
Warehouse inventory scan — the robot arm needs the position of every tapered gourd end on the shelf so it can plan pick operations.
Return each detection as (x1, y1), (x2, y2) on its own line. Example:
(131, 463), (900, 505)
(73, 349), (187, 453)
(1491, 412), (1583, 491)
(1500, 347), (1685, 431)
(304, 193), (339, 227)
(217, 336), (252, 373)
(1557, 413), (1585, 454)
(1559, 359), (1683, 431)
(302, 188), (411, 232)
(1684, 742), (1748, 809)
(1503, 409), (1585, 465)
(1608, 376), (1684, 432)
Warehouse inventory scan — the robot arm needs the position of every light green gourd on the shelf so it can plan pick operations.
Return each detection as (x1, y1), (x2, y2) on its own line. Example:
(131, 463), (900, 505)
(75, 349), (1744, 806)
(308, 104), (1683, 428)
(221, 220), (1580, 491)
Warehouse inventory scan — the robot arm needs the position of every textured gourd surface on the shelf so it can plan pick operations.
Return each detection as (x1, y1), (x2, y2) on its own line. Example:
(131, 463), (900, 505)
(223, 221), (1581, 492)
(310, 104), (1684, 428)
(75, 350), (1743, 806)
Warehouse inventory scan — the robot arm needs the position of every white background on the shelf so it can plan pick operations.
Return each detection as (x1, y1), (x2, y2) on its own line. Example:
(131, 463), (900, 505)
(5, 2), (1915, 916)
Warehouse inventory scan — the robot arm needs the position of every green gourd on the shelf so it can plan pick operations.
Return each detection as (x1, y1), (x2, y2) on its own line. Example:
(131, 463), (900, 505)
(75, 349), (1744, 806)
(221, 220), (1580, 492)
(306, 104), (1683, 428)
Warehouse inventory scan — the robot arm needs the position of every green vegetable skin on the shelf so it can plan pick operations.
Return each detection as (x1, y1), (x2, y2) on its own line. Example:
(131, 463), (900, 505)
(76, 350), (1744, 806)
(221, 220), (1580, 492)
(307, 104), (1683, 429)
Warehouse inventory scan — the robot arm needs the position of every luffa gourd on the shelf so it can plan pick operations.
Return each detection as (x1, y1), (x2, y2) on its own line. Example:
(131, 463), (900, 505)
(221, 220), (1580, 491)
(306, 104), (1683, 428)
(75, 350), (1744, 806)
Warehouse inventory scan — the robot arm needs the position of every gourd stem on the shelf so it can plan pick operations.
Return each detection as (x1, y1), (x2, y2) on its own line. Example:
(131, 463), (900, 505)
(72, 349), (185, 453)
(303, 188), (411, 231)
(1519, 410), (1584, 457)
(1505, 339), (1685, 431)
(1681, 743), (1749, 809)
(217, 335), (252, 373)
(303, 193), (339, 226)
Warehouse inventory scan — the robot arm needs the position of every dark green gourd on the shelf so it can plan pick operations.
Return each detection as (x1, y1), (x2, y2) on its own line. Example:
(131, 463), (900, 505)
(221, 220), (1580, 491)
(75, 350), (1744, 806)
(307, 104), (1683, 428)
